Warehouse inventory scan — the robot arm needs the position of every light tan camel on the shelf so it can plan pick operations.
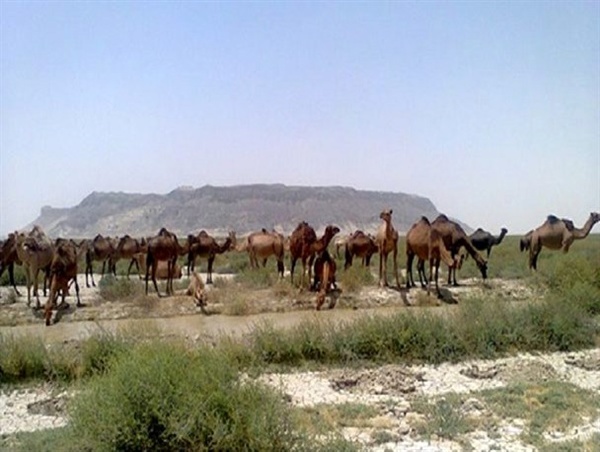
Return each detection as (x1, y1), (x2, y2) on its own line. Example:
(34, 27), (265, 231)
(15, 226), (54, 308)
(246, 229), (285, 277)
(528, 212), (600, 270)
(145, 227), (184, 297)
(0, 233), (22, 296)
(375, 209), (400, 288)
(186, 271), (206, 308)
(44, 238), (83, 326)
(186, 231), (236, 284)
(85, 234), (116, 287)
(344, 230), (378, 270)
(430, 215), (488, 286)
(113, 235), (147, 278)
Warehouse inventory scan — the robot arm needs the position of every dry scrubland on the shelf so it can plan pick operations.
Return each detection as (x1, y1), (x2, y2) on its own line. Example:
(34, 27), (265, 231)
(1, 235), (599, 450)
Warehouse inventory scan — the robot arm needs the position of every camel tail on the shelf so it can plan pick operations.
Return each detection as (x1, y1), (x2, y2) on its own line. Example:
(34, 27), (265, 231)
(520, 237), (530, 252)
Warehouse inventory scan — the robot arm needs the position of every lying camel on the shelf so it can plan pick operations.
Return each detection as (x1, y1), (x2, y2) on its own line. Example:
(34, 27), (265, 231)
(344, 230), (378, 270)
(527, 212), (600, 270)
(187, 231), (236, 284)
(44, 238), (83, 326)
(375, 209), (400, 288)
(246, 229), (285, 278)
(15, 226), (54, 308)
(186, 271), (206, 308)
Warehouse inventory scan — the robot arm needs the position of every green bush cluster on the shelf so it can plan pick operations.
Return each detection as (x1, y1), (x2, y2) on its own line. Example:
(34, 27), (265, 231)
(98, 275), (144, 301)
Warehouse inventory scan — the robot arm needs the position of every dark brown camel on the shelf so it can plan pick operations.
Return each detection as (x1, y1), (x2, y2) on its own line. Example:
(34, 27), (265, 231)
(469, 227), (508, 258)
(186, 231), (236, 284)
(246, 229), (285, 278)
(527, 212), (600, 270)
(145, 227), (185, 297)
(44, 238), (83, 326)
(430, 215), (488, 286)
(0, 234), (22, 296)
(375, 209), (400, 288)
(406, 217), (432, 289)
(344, 230), (378, 270)
(113, 235), (147, 278)
(85, 234), (116, 287)
(313, 249), (339, 310)
(290, 224), (340, 288)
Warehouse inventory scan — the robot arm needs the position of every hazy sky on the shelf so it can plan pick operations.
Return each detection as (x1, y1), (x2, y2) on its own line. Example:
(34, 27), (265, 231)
(1, 1), (598, 236)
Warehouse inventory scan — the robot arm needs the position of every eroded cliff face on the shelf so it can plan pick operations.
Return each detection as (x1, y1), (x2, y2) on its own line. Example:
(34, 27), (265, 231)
(28, 184), (444, 238)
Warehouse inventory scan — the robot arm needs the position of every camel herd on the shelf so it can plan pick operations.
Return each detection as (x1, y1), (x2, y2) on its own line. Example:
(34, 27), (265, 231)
(0, 210), (598, 325)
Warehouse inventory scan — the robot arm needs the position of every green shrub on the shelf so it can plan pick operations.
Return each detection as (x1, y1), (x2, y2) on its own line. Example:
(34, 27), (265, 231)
(68, 341), (305, 451)
(0, 264), (27, 286)
(338, 264), (375, 293)
(98, 276), (144, 301)
(0, 334), (47, 382)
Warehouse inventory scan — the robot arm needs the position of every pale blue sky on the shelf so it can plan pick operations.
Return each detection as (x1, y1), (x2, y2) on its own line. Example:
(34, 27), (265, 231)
(1, 1), (598, 236)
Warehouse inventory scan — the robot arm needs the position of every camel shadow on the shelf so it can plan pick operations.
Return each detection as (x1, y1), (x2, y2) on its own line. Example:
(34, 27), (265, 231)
(437, 288), (458, 304)
(381, 284), (412, 306)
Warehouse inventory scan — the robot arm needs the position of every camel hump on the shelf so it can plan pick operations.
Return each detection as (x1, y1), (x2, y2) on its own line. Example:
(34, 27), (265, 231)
(475, 227), (484, 232)
(547, 215), (560, 224)
(420, 216), (430, 224)
(434, 214), (449, 222)
(562, 219), (575, 231)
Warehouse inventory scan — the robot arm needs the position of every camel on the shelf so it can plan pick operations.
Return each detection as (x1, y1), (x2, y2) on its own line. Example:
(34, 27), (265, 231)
(430, 215), (488, 287)
(186, 231), (236, 284)
(290, 223), (340, 288)
(44, 238), (83, 326)
(145, 227), (185, 297)
(375, 209), (400, 288)
(406, 217), (432, 289)
(313, 249), (338, 310)
(344, 230), (378, 270)
(15, 226), (54, 308)
(520, 230), (533, 252)
(527, 212), (600, 270)
(186, 271), (206, 308)
(84, 234), (116, 287)
(113, 235), (147, 278)
(0, 234), (22, 296)
(334, 233), (351, 259)
(246, 229), (285, 278)
(470, 227), (508, 258)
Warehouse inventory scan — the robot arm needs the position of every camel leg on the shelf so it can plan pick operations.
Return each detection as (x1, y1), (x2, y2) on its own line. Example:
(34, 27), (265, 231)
(126, 258), (135, 279)
(417, 259), (428, 287)
(25, 265), (32, 307)
(406, 253), (414, 289)
(290, 257), (298, 285)
(277, 258), (284, 278)
(32, 267), (41, 309)
(74, 278), (82, 306)
(207, 257), (215, 284)
(7, 263), (21, 297)
(393, 247), (400, 288)
(434, 260), (441, 297)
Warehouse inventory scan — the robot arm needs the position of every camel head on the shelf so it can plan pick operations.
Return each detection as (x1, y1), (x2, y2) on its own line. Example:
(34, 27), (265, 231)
(501, 228), (508, 234)
(379, 209), (393, 222)
(591, 212), (600, 224)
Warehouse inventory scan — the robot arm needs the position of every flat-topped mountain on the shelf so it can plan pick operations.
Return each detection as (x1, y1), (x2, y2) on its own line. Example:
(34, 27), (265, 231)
(28, 184), (449, 238)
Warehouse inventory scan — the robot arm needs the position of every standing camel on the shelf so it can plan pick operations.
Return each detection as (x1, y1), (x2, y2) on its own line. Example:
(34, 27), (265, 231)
(246, 229), (285, 278)
(186, 231), (236, 284)
(44, 238), (83, 326)
(406, 217), (432, 289)
(289, 222), (317, 287)
(469, 227), (508, 258)
(527, 212), (600, 270)
(15, 226), (54, 308)
(0, 234), (22, 296)
(84, 234), (116, 287)
(430, 215), (488, 287)
(375, 209), (400, 288)
(145, 227), (186, 297)
(344, 230), (378, 270)
(113, 235), (147, 279)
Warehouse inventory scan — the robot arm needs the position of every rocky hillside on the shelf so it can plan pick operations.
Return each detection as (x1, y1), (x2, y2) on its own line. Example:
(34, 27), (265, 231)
(28, 184), (446, 238)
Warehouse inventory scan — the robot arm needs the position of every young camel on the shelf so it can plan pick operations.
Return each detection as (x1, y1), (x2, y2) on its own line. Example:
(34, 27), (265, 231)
(527, 212), (600, 270)
(112, 235), (147, 279)
(430, 215), (488, 286)
(314, 249), (338, 310)
(246, 228), (285, 278)
(15, 227), (54, 308)
(44, 238), (83, 326)
(375, 209), (400, 288)
(186, 231), (236, 284)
